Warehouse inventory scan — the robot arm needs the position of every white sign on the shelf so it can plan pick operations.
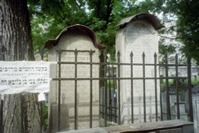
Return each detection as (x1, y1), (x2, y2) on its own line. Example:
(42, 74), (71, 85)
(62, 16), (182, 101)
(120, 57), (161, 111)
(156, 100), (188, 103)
(0, 61), (51, 94)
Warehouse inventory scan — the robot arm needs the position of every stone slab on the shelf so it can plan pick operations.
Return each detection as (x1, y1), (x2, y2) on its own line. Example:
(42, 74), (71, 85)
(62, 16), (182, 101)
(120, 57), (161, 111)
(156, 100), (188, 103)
(57, 120), (194, 133)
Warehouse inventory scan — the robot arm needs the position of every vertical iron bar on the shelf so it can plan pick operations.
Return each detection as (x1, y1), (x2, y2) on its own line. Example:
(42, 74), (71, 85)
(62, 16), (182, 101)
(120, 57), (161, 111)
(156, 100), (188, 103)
(112, 66), (117, 123)
(160, 89), (163, 121)
(117, 51), (121, 125)
(74, 49), (78, 129)
(165, 54), (171, 120)
(154, 53), (158, 121)
(175, 54), (180, 119)
(108, 66), (112, 122)
(58, 50), (62, 131)
(89, 50), (93, 128)
(130, 52), (134, 123)
(187, 56), (193, 122)
(142, 53), (146, 122)
(40, 101), (43, 133)
(103, 50), (107, 127)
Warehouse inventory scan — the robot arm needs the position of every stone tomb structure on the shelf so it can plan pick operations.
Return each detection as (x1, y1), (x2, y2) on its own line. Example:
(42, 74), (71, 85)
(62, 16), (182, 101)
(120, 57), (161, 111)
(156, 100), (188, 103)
(44, 25), (103, 131)
(116, 13), (163, 123)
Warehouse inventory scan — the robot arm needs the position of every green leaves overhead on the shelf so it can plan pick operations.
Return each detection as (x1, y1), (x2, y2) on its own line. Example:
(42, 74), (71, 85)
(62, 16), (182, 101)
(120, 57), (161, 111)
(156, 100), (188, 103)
(29, 0), (158, 56)
(163, 0), (199, 62)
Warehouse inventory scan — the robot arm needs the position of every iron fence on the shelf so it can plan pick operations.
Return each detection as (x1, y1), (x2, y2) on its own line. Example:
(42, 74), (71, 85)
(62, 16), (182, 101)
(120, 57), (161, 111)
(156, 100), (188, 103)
(51, 49), (193, 131)
(0, 49), (194, 132)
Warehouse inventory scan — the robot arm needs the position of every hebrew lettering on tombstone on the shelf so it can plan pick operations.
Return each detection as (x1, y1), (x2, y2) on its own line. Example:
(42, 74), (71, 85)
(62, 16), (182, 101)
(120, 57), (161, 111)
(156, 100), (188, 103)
(45, 24), (103, 131)
(116, 13), (163, 124)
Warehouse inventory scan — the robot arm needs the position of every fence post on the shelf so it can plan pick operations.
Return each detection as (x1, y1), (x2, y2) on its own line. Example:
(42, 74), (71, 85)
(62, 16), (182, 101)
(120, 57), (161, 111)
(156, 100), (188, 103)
(187, 56), (193, 122)
(58, 50), (62, 131)
(154, 53), (158, 121)
(117, 51), (121, 125)
(175, 54), (180, 119)
(165, 54), (171, 120)
(130, 52), (134, 123)
(103, 50), (108, 127)
(89, 49), (93, 128)
(74, 49), (78, 129)
(142, 52), (146, 122)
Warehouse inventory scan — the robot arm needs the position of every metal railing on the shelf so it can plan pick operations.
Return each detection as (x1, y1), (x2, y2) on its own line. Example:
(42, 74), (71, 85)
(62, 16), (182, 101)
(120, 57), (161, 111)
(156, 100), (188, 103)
(51, 49), (193, 131)
(0, 50), (193, 132)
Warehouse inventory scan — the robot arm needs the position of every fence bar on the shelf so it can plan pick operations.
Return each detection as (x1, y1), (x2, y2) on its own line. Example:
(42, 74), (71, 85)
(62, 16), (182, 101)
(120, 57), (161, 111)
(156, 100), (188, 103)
(89, 50), (93, 128)
(130, 52), (134, 123)
(165, 54), (171, 120)
(103, 50), (107, 126)
(142, 53), (146, 122)
(187, 56), (193, 122)
(175, 54), (180, 119)
(117, 51), (121, 125)
(108, 66), (112, 122)
(58, 50), (62, 131)
(74, 49), (78, 129)
(160, 91), (163, 121)
(52, 76), (187, 81)
(58, 61), (188, 67)
(154, 53), (158, 121)
(60, 49), (95, 52)
(112, 65), (117, 123)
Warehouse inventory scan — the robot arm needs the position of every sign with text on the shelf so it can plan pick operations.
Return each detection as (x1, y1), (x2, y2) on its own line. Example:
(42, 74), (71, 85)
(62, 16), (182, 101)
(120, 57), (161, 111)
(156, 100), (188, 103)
(0, 61), (51, 94)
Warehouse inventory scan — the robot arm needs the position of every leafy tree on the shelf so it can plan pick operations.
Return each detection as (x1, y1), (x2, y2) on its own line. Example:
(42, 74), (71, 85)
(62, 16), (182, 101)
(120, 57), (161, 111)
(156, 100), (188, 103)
(29, 0), (159, 61)
(151, 0), (199, 63)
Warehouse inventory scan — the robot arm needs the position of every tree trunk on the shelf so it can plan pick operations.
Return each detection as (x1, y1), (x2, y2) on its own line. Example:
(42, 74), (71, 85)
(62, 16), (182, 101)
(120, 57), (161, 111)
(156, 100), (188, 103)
(3, 93), (41, 133)
(0, 95), (3, 133)
(0, 1), (42, 132)
(0, 0), (34, 61)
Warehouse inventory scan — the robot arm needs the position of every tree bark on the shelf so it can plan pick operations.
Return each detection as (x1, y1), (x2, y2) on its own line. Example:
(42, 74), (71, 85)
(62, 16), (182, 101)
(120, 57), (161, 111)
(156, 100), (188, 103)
(0, 95), (3, 133)
(3, 93), (41, 133)
(0, 0), (34, 61)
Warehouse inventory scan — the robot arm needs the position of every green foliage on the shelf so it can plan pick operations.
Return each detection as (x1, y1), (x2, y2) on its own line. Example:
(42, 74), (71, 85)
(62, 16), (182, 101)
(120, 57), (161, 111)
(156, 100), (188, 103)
(191, 77), (199, 87)
(160, 79), (174, 90)
(160, 77), (199, 91)
(159, 39), (176, 55)
(28, 0), (161, 60)
(42, 104), (48, 131)
(107, 80), (115, 89)
(29, 0), (199, 63)
(151, 0), (199, 63)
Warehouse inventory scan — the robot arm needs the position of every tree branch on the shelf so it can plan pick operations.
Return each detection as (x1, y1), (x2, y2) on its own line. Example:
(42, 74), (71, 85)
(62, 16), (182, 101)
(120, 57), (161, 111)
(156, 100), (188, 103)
(105, 0), (113, 27)
(159, 35), (176, 40)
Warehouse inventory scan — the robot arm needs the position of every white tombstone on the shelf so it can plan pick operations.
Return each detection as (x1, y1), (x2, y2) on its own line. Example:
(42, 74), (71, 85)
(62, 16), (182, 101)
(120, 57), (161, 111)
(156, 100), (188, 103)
(192, 92), (199, 133)
(116, 13), (163, 124)
(44, 24), (102, 131)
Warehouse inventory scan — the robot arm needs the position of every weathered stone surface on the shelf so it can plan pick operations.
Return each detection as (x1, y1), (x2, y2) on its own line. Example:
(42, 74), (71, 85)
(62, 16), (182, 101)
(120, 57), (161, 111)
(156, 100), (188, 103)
(116, 18), (160, 123)
(57, 120), (194, 133)
(48, 25), (101, 131)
